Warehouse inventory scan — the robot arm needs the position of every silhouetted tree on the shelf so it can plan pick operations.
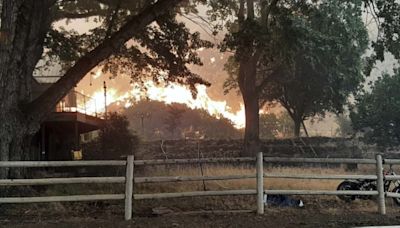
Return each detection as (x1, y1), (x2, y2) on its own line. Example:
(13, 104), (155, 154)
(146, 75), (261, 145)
(164, 105), (186, 139)
(351, 69), (400, 147)
(84, 112), (139, 160)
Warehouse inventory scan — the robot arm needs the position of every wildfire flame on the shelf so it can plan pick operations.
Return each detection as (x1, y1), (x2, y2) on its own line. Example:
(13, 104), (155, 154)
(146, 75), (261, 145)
(85, 81), (245, 128)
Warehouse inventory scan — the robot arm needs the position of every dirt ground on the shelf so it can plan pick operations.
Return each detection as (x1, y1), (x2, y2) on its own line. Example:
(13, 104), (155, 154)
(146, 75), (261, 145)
(1, 196), (400, 228)
(2, 212), (398, 228)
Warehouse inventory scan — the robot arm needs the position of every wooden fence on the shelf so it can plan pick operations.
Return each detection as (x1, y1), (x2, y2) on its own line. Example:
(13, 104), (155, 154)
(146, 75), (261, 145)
(132, 153), (400, 216)
(0, 158), (133, 220)
(0, 153), (399, 220)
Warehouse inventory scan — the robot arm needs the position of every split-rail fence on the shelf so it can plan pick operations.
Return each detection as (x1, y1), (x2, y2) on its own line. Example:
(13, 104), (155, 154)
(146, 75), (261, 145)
(0, 153), (399, 220)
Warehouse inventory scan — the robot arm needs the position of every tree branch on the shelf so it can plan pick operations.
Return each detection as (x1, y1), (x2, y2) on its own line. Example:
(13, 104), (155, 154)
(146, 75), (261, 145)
(246, 0), (254, 19)
(238, 0), (245, 23)
(279, 97), (295, 121)
(105, 0), (122, 38)
(265, 0), (279, 20)
(26, 0), (184, 121)
(54, 11), (103, 21)
(301, 120), (309, 137)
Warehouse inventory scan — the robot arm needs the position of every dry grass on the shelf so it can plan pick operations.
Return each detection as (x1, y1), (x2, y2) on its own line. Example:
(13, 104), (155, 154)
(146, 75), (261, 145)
(135, 164), (378, 194)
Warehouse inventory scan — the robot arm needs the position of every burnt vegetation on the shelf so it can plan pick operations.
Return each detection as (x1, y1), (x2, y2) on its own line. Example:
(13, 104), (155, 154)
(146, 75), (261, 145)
(123, 100), (243, 140)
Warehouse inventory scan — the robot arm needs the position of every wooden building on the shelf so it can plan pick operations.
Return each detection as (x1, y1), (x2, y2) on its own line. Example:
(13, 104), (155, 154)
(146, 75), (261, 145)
(33, 76), (104, 161)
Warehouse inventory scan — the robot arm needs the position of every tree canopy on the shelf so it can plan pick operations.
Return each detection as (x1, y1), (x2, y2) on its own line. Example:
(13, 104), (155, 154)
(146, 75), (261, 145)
(351, 69), (400, 147)
(259, 0), (369, 136)
(259, 112), (294, 139)
(1, 0), (400, 167)
(42, 0), (212, 95)
(123, 100), (242, 140)
(220, 0), (369, 137)
(0, 0), (210, 177)
(84, 112), (139, 160)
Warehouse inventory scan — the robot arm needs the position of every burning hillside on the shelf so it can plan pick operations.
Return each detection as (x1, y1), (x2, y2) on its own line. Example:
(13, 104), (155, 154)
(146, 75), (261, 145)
(121, 100), (243, 140)
(84, 80), (246, 129)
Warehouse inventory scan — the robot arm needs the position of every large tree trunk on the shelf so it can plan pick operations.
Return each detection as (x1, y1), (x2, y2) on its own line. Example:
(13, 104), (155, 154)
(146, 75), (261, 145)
(294, 118), (301, 138)
(301, 120), (309, 137)
(242, 84), (260, 156)
(239, 54), (260, 156)
(237, 0), (261, 156)
(0, 0), (53, 178)
(26, 0), (183, 121)
(293, 115), (308, 138)
(280, 104), (304, 138)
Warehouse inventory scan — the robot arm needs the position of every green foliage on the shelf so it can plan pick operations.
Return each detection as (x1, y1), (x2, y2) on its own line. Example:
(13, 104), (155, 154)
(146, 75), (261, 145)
(351, 69), (400, 147)
(164, 105), (186, 138)
(84, 112), (139, 159)
(278, 111), (296, 138)
(335, 114), (354, 137)
(369, 0), (400, 62)
(124, 100), (242, 140)
(259, 112), (294, 139)
(207, 0), (400, 65)
(265, 0), (368, 115)
(222, 56), (240, 95)
(260, 113), (279, 139)
(222, 0), (368, 127)
(40, 0), (213, 96)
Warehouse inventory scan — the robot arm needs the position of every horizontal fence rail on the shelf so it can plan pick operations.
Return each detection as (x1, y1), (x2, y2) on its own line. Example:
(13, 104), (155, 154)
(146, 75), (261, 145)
(0, 194), (125, 203)
(0, 160), (126, 167)
(135, 174), (255, 183)
(0, 156), (134, 221)
(133, 157), (256, 166)
(263, 190), (379, 196)
(386, 192), (400, 198)
(134, 189), (257, 200)
(0, 177), (125, 186)
(384, 175), (400, 180)
(263, 157), (376, 164)
(383, 159), (400, 165)
(263, 174), (377, 180)
(133, 154), (400, 216)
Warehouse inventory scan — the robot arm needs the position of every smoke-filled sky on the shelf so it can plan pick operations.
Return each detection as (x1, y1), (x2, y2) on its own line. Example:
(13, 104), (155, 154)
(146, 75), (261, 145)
(45, 9), (244, 113)
(36, 5), (398, 135)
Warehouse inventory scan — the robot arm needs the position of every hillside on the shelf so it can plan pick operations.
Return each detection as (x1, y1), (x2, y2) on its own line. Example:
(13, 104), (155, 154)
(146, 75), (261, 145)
(135, 137), (364, 160)
(120, 100), (243, 140)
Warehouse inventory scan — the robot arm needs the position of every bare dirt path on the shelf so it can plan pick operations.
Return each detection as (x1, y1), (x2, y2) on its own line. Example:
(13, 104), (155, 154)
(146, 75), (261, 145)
(0, 210), (399, 228)
(1, 196), (400, 228)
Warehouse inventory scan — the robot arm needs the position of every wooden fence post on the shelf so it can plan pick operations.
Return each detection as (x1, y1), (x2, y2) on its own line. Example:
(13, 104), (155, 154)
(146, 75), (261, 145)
(256, 152), (264, 214)
(125, 155), (134, 220)
(375, 154), (386, 215)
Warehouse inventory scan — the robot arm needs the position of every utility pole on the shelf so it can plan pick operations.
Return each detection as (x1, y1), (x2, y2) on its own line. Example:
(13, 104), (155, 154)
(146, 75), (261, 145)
(103, 81), (107, 120)
(134, 112), (151, 137)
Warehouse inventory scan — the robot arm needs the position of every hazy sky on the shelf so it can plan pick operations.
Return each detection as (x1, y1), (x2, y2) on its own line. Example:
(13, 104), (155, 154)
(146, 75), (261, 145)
(35, 4), (399, 135)
(44, 9), (243, 112)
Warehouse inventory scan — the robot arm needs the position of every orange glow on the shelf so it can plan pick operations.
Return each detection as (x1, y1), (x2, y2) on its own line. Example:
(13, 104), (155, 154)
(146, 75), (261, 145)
(93, 69), (102, 79)
(82, 88), (118, 115)
(86, 81), (246, 129)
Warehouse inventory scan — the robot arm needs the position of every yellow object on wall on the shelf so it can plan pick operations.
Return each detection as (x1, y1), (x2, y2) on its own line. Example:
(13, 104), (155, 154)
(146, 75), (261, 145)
(71, 150), (83, 160)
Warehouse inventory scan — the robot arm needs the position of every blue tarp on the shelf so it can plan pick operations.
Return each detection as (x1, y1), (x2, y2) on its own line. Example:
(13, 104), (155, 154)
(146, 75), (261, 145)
(265, 194), (304, 208)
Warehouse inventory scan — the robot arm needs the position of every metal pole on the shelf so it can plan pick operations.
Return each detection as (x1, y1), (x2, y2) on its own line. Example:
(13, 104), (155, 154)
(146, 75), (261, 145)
(141, 114), (145, 136)
(41, 124), (46, 160)
(375, 154), (386, 215)
(256, 152), (264, 214)
(197, 141), (207, 191)
(125, 155), (134, 220)
(83, 95), (86, 114)
(103, 81), (107, 120)
(94, 99), (97, 117)
(74, 121), (80, 151)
